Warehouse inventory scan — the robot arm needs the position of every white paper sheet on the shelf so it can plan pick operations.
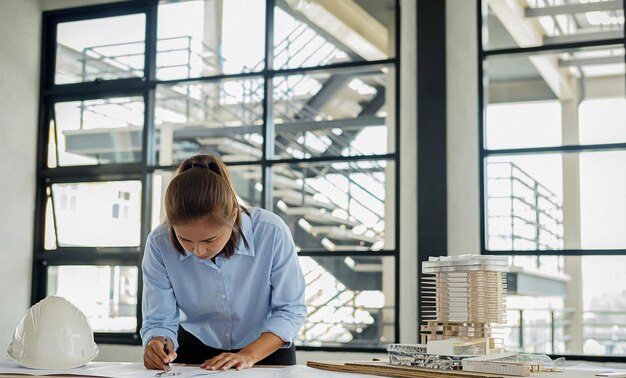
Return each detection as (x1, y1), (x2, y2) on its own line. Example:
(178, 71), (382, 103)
(0, 361), (218, 378)
(567, 362), (626, 374)
(0, 361), (375, 378)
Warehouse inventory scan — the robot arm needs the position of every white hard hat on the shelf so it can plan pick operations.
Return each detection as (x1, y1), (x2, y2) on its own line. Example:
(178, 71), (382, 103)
(7, 296), (99, 369)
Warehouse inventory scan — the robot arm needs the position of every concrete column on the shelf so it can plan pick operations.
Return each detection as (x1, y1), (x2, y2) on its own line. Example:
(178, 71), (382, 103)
(446, 0), (480, 256)
(202, 0), (223, 76)
(561, 77), (583, 354)
(398, 0), (418, 343)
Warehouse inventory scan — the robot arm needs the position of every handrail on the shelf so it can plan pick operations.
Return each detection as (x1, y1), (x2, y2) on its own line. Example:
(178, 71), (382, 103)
(487, 161), (564, 250)
(503, 307), (626, 354)
(489, 161), (561, 202)
(488, 195), (563, 223)
(489, 214), (562, 237)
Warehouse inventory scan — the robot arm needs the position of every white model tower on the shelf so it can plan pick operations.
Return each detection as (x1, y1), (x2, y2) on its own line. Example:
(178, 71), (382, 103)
(420, 255), (508, 355)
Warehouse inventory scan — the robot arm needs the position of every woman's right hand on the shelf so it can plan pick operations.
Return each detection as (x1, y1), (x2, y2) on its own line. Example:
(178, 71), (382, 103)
(143, 337), (177, 370)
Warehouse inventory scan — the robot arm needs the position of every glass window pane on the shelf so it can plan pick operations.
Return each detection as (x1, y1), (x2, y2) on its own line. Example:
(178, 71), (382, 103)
(151, 165), (262, 231)
(483, 1), (624, 50)
(274, 0), (395, 69)
(502, 255), (626, 357)
(273, 67), (393, 159)
(486, 150), (626, 251)
(297, 255), (395, 348)
(486, 155), (564, 251)
(504, 256), (568, 354)
(272, 160), (394, 252)
(156, 0), (265, 80)
(484, 45), (625, 149)
(580, 150), (626, 249)
(55, 14), (146, 84)
(155, 78), (263, 165)
(581, 256), (626, 356)
(580, 97), (626, 145)
(49, 97), (145, 167)
(47, 265), (138, 333)
(486, 101), (562, 150)
(46, 181), (142, 248)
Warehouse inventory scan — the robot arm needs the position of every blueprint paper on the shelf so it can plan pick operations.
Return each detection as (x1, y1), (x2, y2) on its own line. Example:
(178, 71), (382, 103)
(0, 361), (374, 377)
(0, 361), (217, 377)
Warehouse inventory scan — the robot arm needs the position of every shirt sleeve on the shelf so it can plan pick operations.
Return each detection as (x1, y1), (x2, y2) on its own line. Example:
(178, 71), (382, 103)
(262, 221), (307, 347)
(140, 230), (181, 350)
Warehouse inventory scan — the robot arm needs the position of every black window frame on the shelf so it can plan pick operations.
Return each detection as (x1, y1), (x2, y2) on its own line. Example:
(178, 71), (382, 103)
(477, 0), (626, 362)
(34, 0), (401, 351)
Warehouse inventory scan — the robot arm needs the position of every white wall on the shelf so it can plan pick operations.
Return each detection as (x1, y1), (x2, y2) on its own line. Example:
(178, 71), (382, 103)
(0, 0), (40, 350)
(446, 0), (480, 256)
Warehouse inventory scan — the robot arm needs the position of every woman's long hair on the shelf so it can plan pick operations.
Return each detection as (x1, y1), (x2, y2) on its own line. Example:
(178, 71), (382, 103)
(164, 154), (248, 257)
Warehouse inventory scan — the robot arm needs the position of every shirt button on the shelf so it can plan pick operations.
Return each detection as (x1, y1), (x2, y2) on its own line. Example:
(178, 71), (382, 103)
(225, 332), (229, 337)
(221, 294), (226, 299)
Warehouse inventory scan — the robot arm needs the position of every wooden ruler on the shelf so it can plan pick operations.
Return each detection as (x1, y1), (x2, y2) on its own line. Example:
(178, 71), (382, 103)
(306, 361), (509, 378)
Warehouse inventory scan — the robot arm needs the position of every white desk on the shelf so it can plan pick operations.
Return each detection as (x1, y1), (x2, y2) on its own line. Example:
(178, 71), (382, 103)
(0, 362), (369, 378)
(1, 360), (624, 378)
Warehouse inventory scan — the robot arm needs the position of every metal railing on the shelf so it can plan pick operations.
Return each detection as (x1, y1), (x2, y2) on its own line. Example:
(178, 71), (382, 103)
(487, 162), (564, 251)
(505, 308), (626, 355)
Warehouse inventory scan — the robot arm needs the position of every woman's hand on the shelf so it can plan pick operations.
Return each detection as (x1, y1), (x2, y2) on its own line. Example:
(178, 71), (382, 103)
(143, 337), (177, 370)
(200, 332), (283, 370)
(200, 351), (256, 371)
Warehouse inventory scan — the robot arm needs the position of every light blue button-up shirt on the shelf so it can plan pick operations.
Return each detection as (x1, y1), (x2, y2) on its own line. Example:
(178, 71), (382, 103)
(140, 207), (306, 351)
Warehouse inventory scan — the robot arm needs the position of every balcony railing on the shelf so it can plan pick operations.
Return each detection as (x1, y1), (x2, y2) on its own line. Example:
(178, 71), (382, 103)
(505, 308), (626, 356)
(487, 162), (564, 251)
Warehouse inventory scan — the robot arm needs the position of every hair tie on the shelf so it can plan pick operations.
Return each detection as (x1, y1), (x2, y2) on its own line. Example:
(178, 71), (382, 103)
(190, 161), (220, 175)
(191, 162), (208, 169)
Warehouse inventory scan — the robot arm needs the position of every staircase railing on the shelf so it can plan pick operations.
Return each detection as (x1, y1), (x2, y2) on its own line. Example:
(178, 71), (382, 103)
(487, 162), (564, 250)
(505, 307), (626, 355)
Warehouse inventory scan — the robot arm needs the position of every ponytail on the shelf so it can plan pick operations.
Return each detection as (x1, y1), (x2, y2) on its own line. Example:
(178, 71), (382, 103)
(164, 155), (248, 257)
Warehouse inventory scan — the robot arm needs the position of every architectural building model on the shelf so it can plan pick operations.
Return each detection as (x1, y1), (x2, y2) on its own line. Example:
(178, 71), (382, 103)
(420, 255), (509, 356)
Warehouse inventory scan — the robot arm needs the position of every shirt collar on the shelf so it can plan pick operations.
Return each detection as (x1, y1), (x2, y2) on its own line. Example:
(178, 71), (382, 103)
(235, 210), (255, 257)
(178, 210), (255, 261)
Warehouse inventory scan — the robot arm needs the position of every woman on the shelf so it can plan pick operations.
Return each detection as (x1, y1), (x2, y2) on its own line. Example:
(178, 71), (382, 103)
(141, 155), (306, 371)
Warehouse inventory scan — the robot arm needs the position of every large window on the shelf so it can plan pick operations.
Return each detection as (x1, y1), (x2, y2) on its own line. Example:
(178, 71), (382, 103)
(35, 0), (399, 350)
(480, 0), (625, 359)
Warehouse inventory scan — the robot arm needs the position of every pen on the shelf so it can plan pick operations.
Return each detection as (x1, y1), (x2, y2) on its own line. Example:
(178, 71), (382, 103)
(163, 337), (171, 371)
